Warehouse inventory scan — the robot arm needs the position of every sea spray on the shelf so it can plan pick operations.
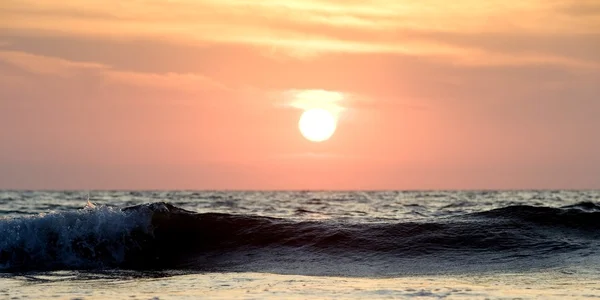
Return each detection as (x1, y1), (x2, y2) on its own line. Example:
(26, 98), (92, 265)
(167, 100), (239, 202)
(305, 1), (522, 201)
(0, 205), (153, 270)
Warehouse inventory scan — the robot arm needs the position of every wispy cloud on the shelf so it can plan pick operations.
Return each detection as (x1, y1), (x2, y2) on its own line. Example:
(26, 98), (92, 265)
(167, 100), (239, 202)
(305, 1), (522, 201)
(104, 71), (227, 92)
(2, 0), (598, 68)
(559, 0), (600, 16)
(281, 89), (346, 115)
(0, 50), (107, 76)
(0, 50), (224, 91)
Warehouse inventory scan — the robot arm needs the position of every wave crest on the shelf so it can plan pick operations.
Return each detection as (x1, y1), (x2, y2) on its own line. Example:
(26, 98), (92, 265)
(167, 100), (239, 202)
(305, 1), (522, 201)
(0, 205), (153, 271)
(1, 202), (600, 274)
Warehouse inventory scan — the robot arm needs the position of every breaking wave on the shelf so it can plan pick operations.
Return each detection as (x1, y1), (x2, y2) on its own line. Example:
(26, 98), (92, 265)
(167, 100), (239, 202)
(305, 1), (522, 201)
(2, 202), (600, 275)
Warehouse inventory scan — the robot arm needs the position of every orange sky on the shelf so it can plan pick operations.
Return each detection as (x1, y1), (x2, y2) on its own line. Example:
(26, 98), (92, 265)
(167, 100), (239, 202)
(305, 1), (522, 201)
(0, 0), (599, 190)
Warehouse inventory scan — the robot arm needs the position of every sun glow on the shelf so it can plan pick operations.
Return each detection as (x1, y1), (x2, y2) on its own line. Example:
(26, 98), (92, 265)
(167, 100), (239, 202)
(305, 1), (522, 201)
(298, 108), (337, 142)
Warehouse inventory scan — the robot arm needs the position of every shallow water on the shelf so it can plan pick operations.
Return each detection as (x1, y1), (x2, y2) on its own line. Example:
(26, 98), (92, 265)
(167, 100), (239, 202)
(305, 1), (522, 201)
(1, 190), (600, 299)
(3, 270), (600, 299)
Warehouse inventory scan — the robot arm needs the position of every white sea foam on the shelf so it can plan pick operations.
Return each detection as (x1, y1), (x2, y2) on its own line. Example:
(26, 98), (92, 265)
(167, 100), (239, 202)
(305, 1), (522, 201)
(0, 205), (153, 270)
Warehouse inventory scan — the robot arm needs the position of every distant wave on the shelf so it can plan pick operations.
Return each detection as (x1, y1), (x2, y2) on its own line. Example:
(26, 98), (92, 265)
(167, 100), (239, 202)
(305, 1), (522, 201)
(2, 202), (600, 275)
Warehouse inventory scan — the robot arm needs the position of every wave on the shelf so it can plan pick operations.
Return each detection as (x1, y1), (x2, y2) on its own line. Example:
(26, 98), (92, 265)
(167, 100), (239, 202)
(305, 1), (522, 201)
(1, 202), (600, 275)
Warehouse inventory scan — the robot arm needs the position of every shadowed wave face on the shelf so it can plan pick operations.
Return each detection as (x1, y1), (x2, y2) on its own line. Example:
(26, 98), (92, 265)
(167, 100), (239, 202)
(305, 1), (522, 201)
(2, 202), (600, 276)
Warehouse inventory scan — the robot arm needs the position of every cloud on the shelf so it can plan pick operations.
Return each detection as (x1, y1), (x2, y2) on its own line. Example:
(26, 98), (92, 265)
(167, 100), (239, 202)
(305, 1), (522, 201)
(559, 0), (600, 16)
(0, 50), (107, 76)
(0, 50), (224, 92)
(278, 89), (348, 117)
(444, 49), (600, 70)
(1, 0), (599, 68)
(103, 71), (227, 92)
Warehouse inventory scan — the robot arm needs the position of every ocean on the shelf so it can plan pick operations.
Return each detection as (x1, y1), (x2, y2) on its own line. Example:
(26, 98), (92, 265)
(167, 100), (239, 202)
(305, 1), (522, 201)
(1, 190), (600, 299)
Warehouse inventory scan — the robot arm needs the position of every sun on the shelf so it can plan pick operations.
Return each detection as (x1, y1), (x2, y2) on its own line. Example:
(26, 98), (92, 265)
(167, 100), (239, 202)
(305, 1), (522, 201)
(298, 108), (337, 142)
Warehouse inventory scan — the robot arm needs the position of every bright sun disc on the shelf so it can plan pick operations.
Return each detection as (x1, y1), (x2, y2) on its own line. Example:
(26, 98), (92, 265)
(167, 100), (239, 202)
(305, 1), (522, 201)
(298, 108), (337, 142)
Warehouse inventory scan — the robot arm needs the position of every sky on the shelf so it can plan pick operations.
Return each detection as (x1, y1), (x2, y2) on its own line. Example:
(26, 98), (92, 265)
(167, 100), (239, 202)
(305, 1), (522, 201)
(0, 0), (599, 190)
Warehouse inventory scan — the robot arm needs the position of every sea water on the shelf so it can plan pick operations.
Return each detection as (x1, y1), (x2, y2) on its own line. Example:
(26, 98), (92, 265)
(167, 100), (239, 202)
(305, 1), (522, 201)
(1, 190), (600, 299)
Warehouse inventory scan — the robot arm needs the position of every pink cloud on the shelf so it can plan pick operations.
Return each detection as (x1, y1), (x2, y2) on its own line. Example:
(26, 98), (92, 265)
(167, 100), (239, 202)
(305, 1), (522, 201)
(0, 50), (107, 76)
(0, 50), (224, 92)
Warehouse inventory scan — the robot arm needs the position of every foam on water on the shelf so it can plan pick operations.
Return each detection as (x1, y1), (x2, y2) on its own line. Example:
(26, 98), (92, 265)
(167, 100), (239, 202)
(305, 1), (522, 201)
(0, 204), (153, 271)
(2, 201), (600, 275)
(3, 191), (600, 299)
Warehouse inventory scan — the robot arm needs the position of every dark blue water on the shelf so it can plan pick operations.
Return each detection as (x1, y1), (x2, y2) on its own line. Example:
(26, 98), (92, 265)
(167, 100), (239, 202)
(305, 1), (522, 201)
(2, 191), (600, 277)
